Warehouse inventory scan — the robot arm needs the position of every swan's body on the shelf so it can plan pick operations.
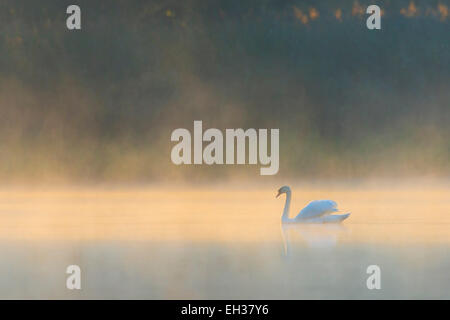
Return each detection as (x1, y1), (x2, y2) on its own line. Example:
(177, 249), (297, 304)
(277, 186), (350, 224)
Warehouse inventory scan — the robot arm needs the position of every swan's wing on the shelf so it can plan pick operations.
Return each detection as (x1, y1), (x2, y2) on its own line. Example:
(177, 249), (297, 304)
(321, 213), (350, 223)
(295, 200), (338, 220)
(309, 213), (350, 223)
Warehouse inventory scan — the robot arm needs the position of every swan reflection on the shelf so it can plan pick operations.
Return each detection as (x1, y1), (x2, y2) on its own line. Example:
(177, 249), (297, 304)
(281, 223), (348, 256)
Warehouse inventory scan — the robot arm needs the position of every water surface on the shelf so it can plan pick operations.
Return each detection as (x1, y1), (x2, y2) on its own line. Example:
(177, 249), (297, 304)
(0, 184), (449, 299)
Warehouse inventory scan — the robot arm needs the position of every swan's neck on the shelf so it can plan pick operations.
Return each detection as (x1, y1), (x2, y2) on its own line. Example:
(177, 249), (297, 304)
(281, 191), (291, 222)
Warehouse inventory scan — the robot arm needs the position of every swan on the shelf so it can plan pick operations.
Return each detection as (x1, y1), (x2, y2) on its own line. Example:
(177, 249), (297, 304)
(276, 186), (350, 223)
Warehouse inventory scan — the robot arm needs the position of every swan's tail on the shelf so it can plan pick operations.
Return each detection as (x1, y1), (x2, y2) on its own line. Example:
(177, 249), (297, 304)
(322, 213), (350, 223)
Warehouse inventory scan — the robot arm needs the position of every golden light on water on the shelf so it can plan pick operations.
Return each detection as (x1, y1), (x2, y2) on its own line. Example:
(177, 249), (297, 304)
(0, 184), (448, 245)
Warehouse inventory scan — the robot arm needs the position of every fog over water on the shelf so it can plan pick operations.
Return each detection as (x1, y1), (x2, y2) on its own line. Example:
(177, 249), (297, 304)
(0, 184), (449, 299)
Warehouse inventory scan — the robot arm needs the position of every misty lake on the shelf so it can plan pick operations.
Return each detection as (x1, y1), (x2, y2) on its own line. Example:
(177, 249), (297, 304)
(0, 183), (449, 299)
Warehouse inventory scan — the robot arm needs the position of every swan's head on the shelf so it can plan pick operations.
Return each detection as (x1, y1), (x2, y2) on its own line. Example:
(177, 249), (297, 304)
(276, 185), (291, 198)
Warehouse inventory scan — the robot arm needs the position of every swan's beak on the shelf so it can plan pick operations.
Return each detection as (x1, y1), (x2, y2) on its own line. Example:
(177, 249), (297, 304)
(276, 191), (281, 198)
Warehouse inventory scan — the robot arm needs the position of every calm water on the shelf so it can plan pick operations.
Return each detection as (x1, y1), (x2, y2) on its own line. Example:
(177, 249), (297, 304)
(0, 184), (449, 299)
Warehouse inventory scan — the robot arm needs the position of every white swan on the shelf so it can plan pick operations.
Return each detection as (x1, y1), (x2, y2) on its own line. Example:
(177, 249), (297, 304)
(276, 186), (350, 223)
